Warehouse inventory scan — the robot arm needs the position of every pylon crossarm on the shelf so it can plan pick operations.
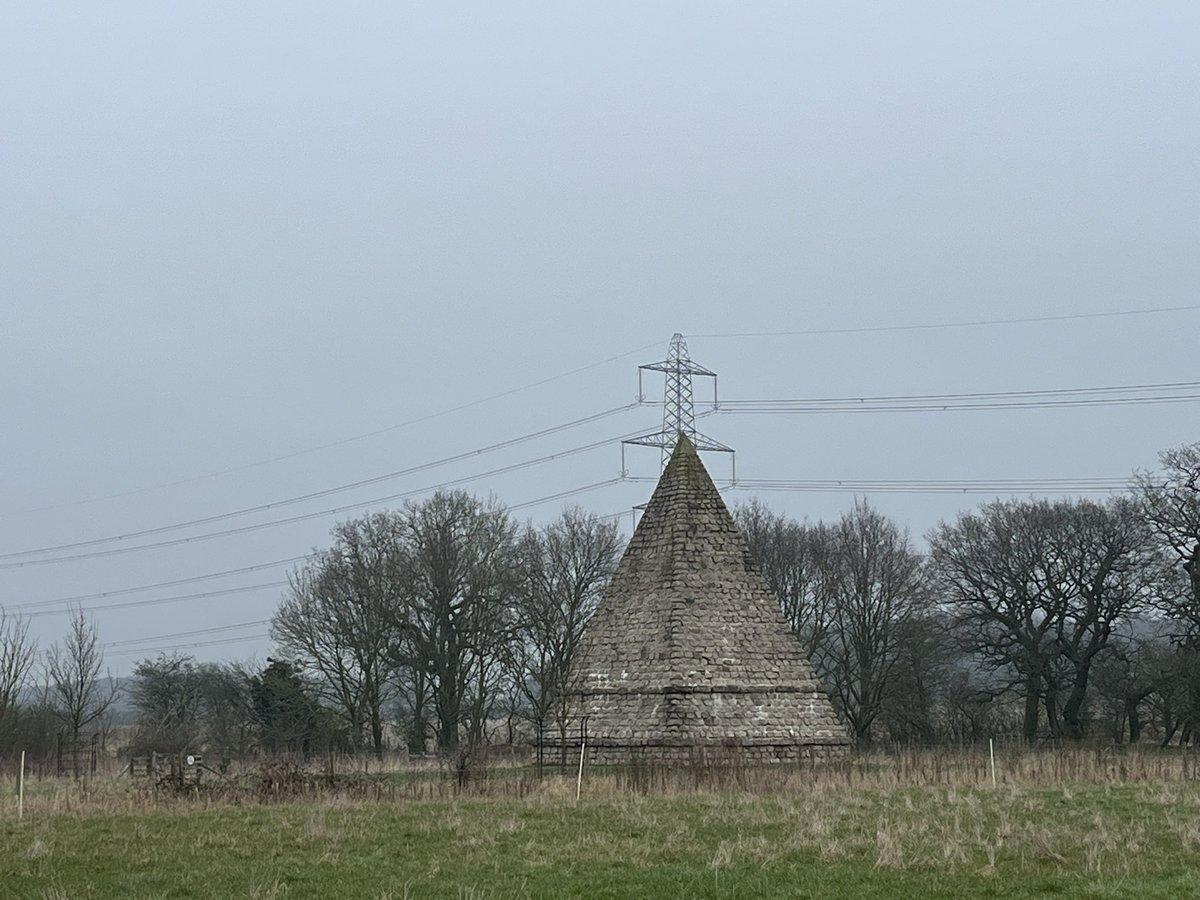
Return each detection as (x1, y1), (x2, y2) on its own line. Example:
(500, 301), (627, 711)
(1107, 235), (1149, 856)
(639, 361), (717, 378)
(690, 434), (734, 453)
(622, 434), (674, 449)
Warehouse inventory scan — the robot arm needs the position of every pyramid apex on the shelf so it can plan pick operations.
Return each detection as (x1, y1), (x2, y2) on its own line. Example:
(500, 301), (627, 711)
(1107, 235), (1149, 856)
(669, 432), (697, 457)
(657, 432), (719, 499)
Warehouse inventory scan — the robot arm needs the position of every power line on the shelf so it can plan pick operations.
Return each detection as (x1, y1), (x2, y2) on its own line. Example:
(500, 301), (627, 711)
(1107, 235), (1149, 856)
(89, 483), (629, 652)
(2, 380), (1155, 568)
(15, 340), (664, 516)
(86, 470), (1131, 653)
(39, 469), (1142, 653)
(6, 480), (626, 614)
(6, 479), (632, 621)
(730, 483), (1127, 495)
(106, 632), (271, 658)
(719, 380), (1200, 404)
(688, 304), (1200, 340)
(0, 426), (663, 568)
(103, 619), (270, 650)
(13, 307), (1193, 523)
(623, 475), (1131, 495)
(715, 381), (1200, 414)
(8, 466), (1134, 616)
(719, 396), (1200, 414)
(509, 478), (624, 511)
(81, 481), (630, 652)
(8, 556), (308, 609)
(8, 374), (1186, 564)
(85, 480), (628, 653)
(12, 581), (288, 618)
(1, 402), (642, 560)
(22, 306), (1190, 518)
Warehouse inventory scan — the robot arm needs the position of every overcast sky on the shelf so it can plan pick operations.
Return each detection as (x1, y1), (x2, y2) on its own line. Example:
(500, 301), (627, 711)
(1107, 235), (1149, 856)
(3, 4), (1198, 673)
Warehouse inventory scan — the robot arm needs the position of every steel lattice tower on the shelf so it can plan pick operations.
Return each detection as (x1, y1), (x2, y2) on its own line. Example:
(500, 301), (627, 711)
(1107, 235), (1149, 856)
(623, 333), (734, 475)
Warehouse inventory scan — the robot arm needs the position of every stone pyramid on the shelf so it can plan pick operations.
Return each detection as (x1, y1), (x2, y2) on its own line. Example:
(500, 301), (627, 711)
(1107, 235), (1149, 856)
(558, 435), (849, 763)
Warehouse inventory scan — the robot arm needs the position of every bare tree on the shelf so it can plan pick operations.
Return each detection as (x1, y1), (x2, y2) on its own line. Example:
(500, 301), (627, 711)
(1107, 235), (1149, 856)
(738, 499), (930, 745)
(1147, 645), (1200, 746)
(1090, 622), (1180, 743)
(930, 497), (1157, 742)
(815, 500), (928, 745)
(734, 500), (835, 659)
(931, 500), (1067, 743)
(196, 662), (257, 759)
(879, 609), (957, 744)
(1044, 497), (1160, 739)
(274, 513), (400, 755)
(45, 609), (118, 771)
(1135, 442), (1200, 632)
(128, 653), (205, 753)
(513, 508), (623, 761)
(0, 611), (36, 737)
(392, 662), (433, 755)
(942, 664), (1021, 745)
(391, 490), (522, 754)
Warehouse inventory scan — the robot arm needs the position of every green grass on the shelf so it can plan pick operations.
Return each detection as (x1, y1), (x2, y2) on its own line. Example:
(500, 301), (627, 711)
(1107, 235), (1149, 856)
(3, 781), (1200, 898)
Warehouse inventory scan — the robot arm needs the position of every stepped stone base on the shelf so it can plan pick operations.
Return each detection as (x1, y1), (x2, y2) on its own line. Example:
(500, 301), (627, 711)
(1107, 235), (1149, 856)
(563, 685), (846, 744)
(548, 740), (850, 766)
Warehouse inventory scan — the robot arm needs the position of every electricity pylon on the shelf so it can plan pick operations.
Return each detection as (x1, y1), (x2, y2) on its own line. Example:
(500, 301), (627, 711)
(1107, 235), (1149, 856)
(622, 333), (735, 477)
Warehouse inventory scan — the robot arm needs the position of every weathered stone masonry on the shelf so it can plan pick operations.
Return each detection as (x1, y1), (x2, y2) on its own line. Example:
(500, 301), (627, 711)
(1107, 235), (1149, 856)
(553, 435), (849, 763)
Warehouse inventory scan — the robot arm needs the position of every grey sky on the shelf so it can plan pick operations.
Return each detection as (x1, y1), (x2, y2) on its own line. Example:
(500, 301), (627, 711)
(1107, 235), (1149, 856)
(3, 4), (1198, 672)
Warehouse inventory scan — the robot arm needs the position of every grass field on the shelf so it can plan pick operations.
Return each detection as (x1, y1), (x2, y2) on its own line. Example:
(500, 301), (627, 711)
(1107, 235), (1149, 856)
(3, 754), (1200, 898)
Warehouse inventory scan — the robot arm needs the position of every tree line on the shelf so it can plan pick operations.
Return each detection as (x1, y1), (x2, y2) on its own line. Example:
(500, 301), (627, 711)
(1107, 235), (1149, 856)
(1, 442), (1196, 760)
(0, 502), (623, 763)
(736, 442), (1200, 746)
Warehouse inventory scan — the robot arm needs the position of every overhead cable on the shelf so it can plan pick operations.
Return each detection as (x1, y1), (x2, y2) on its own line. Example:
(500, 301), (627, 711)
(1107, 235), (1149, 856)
(103, 619), (271, 650)
(15, 340), (663, 516)
(621, 475), (1130, 494)
(688, 304), (1200, 340)
(715, 380), (1200, 414)
(7, 379), (1183, 561)
(1, 402), (642, 560)
(12, 581), (288, 618)
(9, 556), (308, 609)
(105, 632), (271, 658)
(0, 425), (668, 569)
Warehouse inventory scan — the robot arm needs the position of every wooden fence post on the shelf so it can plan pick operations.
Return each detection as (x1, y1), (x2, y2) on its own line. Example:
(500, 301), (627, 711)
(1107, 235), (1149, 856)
(18, 750), (25, 821)
(575, 716), (589, 801)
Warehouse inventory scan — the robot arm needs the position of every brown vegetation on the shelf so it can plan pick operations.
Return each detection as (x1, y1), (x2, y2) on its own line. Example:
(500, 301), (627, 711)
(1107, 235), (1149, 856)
(6, 744), (1200, 818)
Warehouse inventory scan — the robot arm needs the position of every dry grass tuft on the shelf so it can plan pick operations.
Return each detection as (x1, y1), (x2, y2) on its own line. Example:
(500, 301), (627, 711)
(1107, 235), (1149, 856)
(874, 819), (906, 869)
(248, 878), (289, 899)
